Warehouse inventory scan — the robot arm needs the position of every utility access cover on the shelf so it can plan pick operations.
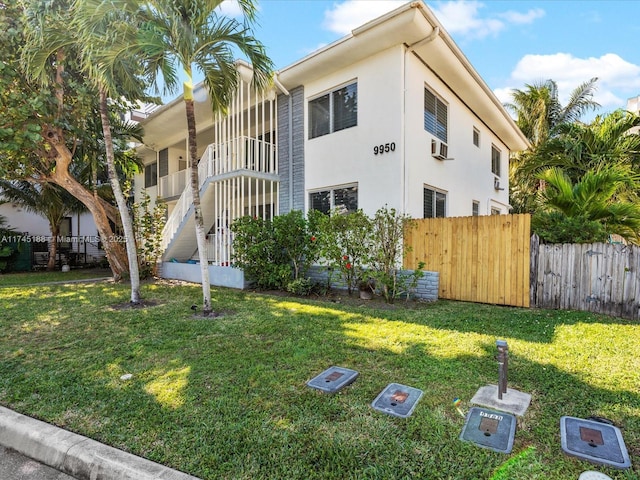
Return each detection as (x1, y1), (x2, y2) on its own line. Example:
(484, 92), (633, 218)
(371, 383), (423, 418)
(560, 416), (631, 469)
(306, 366), (359, 393)
(460, 407), (516, 454)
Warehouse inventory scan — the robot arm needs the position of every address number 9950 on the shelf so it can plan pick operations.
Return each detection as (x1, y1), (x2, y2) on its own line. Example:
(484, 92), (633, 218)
(373, 142), (396, 155)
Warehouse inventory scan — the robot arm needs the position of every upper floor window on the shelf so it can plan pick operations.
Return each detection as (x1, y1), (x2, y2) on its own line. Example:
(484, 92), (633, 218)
(145, 162), (157, 188)
(424, 187), (446, 218)
(309, 184), (358, 215)
(473, 127), (480, 147)
(424, 87), (448, 143)
(491, 145), (501, 176)
(309, 82), (358, 139)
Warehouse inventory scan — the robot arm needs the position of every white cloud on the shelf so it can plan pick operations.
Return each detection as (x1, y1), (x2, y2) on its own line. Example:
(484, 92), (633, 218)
(323, 1), (545, 40)
(216, 0), (245, 18)
(506, 53), (640, 109)
(322, 0), (411, 35)
(430, 1), (544, 40)
(498, 8), (545, 25)
(431, 1), (502, 38)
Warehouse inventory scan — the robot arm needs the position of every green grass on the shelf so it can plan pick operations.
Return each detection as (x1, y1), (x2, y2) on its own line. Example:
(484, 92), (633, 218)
(0, 278), (638, 479)
(0, 268), (112, 286)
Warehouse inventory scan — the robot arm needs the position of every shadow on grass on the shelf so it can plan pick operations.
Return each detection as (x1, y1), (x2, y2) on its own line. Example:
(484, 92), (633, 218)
(0, 285), (638, 479)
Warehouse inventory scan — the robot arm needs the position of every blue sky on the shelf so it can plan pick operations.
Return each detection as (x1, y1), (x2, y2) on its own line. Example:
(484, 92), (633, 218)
(219, 0), (640, 119)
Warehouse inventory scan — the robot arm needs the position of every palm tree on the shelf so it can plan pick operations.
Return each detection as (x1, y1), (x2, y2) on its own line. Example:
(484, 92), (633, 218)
(0, 181), (85, 270)
(72, 0), (155, 304)
(535, 165), (640, 243)
(506, 78), (600, 213)
(530, 109), (640, 181)
(19, 0), (131, 279)
(136, 0), (273, 314)
(505, 78), (600, 148)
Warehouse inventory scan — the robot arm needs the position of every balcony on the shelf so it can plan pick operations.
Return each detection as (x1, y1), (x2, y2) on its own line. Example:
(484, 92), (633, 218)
(158, 136), (276, 200)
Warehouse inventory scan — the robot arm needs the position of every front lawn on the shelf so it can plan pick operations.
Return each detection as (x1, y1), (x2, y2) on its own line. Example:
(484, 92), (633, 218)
(0, 280), (638, 479)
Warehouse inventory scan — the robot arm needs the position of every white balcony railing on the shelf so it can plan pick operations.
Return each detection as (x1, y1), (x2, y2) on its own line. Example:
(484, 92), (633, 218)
(161, 136), (276, 254)
(158, 169), (188, 199)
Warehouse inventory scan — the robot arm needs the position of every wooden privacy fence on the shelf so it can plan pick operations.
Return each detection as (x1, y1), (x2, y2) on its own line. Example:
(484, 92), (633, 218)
(404, 214), (531, 307)
(531, 239), (640, 320)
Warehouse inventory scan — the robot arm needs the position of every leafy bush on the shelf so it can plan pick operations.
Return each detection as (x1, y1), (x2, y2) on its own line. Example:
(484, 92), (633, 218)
(368, 206), (423, 303)
(231, 216), (289, 289)
(532, 211), (608, 244)
(285, 278), (313, 296)
(132, 190), (167, 278)
(316, 209), (372, 295)
(0, 215), (19, 273)
(272, 210), (322, 281)
(231, 211), (322, 290)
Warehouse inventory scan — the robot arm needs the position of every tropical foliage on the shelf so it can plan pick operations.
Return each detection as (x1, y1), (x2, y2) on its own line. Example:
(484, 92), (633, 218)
(507, 77), (640, 244)
(533, 165), (640, 243)
(132, 0), (273, 314)
(0, 1), (140, 279)
(232, 207), (424, 302)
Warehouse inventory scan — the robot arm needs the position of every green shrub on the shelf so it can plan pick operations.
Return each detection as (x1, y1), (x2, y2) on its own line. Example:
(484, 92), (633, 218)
(315, 209), (372, 295)
(532, 211), (608, 244)
(132, 190), (167, 278)
(368, 206), (423, 303)
(273, 210), (322, 281)
(285, 278), (313, 296)
(231, 216), (289, 289)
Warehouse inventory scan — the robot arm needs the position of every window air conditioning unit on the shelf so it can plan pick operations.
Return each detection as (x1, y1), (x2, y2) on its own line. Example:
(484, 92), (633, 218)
(431, 139), (453, 160)
(494, 177), (505, 191)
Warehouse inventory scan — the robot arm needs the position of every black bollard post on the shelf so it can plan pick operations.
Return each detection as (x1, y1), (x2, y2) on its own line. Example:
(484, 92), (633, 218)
(496, 340), (508, 400)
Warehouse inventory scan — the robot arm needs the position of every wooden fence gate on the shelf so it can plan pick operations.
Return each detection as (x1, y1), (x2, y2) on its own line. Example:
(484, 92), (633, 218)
(404, 214), (531, 307)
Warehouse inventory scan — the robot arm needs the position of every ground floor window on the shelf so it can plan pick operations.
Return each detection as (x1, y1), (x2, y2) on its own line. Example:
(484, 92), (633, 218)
(309, 184), (358, 214)
(424, 187), (446, 218)
(472, 201), (479, 216)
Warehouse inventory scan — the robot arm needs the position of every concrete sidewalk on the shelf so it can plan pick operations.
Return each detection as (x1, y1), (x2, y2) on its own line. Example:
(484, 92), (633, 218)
(0, 406), (201, 480)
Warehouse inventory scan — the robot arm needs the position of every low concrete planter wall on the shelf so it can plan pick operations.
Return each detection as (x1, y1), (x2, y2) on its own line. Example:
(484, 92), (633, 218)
(307, 266), (439, 302)
(161, 262), (246, 289)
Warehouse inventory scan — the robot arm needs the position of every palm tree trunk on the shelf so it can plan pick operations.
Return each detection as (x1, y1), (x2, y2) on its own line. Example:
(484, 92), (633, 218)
(47, 224), (59, 271)
(44, 125), (128, 279)
(99, 89), (141, 303)
(185, 97), (212, 314)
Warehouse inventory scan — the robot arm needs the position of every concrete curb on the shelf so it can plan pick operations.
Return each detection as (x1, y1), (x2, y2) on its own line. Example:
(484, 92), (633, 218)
(0, 406), (201, 480)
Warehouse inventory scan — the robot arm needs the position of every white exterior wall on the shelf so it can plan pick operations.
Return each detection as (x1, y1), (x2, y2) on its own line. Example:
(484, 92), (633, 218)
(0, 203), (98, 237)
(403, 52), (511, 218)
(304, 46), (405, 216)
(302, 45), (512, 219)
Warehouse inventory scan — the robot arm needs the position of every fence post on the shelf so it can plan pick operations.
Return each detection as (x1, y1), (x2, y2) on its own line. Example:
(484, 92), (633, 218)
(529, 234), (540, 307)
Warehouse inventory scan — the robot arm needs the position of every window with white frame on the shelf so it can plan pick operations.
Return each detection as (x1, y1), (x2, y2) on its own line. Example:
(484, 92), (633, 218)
(491, 207), (501, 215)
(424, 87), (448, 143)
(491, 145), (501, 176)
(424, 187), (446, 218)
(472, 201), (480, 216)
(473, 127), (480, 147)
(309, 82), (357, 139)
(309, 184), (358, 215)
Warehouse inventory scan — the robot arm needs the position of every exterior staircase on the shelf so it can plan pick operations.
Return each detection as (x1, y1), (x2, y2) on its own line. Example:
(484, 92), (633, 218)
(161, 136), (277, 262)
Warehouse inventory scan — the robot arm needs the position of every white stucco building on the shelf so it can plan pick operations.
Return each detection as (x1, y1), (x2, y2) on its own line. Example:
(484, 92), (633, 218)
(134, 1), (529, 287)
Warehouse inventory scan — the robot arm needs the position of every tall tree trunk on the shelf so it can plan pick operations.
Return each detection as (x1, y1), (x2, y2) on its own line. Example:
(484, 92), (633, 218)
(99, 89), (141, 303)
(47, 224), (59, 271)
(184, 89), (212, 314)
(44, 125), (128, 279)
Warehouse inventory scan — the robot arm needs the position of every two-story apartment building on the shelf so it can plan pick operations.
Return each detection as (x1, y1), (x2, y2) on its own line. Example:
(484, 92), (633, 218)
(134, 1), (529, 287)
